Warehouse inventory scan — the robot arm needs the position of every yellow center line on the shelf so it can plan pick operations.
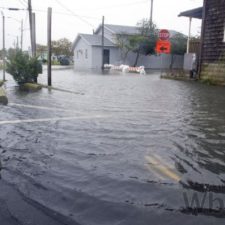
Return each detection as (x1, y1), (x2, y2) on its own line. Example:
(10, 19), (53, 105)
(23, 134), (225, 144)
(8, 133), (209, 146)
(145, 155), (181, 182)
(145, 163), (166, 181)
(153, 153), (176, 171)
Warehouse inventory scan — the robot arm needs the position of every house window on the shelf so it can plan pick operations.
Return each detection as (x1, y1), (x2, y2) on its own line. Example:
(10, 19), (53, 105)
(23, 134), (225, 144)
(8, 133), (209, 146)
(85, 49), (88, 59)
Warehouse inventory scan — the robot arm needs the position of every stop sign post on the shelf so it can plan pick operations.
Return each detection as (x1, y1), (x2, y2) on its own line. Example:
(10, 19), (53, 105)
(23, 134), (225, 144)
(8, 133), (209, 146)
(155, 29), (171, 54)
(155, 40), (171, 54)
(155, 29), (171, 76)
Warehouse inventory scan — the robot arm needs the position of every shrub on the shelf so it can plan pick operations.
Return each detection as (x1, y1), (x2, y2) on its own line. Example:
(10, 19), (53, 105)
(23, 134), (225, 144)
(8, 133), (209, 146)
(52, 60), (60, 65)
(6, 50), (42, 85)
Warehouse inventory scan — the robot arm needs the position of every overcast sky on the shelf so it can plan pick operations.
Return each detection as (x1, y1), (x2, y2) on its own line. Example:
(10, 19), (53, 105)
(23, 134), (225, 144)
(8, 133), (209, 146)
(0, 0), (203, 49)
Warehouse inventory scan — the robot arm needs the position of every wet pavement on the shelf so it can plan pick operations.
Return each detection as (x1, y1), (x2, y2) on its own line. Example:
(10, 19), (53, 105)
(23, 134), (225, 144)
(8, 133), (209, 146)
(1, 69), (225, 225)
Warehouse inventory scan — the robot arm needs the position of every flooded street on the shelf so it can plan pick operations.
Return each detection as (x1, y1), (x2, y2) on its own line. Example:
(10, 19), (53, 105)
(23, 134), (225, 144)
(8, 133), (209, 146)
(1, 69), (225, 225)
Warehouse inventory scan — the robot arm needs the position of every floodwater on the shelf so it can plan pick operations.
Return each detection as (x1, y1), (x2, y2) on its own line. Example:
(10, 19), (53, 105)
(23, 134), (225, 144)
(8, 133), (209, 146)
(1, 69), (225, 225)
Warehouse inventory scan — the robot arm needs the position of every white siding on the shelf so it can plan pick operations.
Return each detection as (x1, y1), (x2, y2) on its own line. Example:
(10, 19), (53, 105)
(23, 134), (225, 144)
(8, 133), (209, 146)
(74, 38), (92, 70)
(92, 47), (120, 69)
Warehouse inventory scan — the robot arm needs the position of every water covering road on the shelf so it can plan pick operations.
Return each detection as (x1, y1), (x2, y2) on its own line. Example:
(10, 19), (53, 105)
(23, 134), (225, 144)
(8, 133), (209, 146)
(1, 69), (225, 225)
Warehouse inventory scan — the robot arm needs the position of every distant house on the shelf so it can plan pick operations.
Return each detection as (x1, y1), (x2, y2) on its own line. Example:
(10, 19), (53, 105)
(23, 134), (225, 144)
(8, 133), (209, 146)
(180, 0), (225, 83)
(72, 24), (184, 70)
(73, 33), (118, 70)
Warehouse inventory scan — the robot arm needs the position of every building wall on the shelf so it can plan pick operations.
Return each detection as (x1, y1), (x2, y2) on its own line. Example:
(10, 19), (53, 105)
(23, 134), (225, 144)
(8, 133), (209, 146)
(73, 37), (184, 70)
(200, 0), (225, 83)
(92, 47), (120, 69)
(74, 38), (92, 70)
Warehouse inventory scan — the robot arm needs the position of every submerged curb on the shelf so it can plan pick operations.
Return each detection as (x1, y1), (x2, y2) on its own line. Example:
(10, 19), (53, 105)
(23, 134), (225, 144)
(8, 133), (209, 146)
(39, 84), (84, 95)
(0, 87), (8, 105)
(20, 83), (42, 92)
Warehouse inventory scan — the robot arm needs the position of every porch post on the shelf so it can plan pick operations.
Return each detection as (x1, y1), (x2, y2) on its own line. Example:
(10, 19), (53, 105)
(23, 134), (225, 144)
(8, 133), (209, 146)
(187, 17), (192, 53)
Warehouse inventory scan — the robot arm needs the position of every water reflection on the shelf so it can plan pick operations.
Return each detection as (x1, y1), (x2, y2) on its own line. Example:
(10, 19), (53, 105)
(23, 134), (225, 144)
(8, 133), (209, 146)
(1, 70), (225, 224)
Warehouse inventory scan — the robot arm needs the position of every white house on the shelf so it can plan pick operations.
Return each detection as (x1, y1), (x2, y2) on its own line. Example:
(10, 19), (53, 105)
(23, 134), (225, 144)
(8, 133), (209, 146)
(73, 24), (184, 70)
(73, 33), (119, 70)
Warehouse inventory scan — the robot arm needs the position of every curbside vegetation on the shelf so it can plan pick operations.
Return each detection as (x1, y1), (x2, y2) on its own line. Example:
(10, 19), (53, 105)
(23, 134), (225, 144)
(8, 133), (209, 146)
(19, 83), (42, 92)
(0, 80), (4, 87)
(6, 50), (42, 92)
(0, 87), (8, 105)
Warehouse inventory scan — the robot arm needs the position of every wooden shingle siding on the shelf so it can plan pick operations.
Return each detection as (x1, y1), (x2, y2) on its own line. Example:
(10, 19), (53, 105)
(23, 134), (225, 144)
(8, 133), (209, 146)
(202, 0), (225, 62)
(201, 0), (225, 83)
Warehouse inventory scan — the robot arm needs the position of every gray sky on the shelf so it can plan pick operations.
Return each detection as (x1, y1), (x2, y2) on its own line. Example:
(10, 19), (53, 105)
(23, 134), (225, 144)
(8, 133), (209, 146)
(0, 0), (203, 49)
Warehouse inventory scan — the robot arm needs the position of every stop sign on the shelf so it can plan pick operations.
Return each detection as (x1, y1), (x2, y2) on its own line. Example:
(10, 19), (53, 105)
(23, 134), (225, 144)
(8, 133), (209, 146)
(158, 29), (170, 41)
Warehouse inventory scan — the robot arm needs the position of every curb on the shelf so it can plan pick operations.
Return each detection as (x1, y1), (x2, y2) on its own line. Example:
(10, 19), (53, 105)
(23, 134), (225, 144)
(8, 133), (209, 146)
(0, 80), (4, 87)
(39, 84), (84, 95)
(20, 83), (42, 92)
(0, 87), (8, 105)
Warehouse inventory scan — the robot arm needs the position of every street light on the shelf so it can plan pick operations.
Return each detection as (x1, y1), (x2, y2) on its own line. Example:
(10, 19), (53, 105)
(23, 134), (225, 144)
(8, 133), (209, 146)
(1, 11), (6, 81)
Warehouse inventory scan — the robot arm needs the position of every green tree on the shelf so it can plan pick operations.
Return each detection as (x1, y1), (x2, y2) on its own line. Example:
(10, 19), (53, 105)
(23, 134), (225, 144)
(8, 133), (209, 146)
(36, 44), (47, 55)
(51, 38), (73, 57)
(115, 19), (158, 66)
(169, 33), (187, 69)
(115, 33), (133, 63)
(6, 50), (42, 85)
(7, 48), (18, 59)
(0, 50), (3, 60)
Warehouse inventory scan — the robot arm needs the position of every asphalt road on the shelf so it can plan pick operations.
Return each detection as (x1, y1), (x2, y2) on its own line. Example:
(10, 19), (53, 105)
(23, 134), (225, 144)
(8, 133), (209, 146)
(0, 69), (225, 225)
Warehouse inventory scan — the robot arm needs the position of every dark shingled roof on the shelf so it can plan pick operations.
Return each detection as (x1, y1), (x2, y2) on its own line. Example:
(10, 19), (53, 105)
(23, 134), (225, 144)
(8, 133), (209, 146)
(178, 7), (203, 19)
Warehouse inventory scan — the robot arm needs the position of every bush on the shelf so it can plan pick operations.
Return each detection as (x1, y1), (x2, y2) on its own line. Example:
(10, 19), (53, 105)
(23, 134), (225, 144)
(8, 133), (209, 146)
(52, 60), (60, 65)
(6, 50), (42, 85)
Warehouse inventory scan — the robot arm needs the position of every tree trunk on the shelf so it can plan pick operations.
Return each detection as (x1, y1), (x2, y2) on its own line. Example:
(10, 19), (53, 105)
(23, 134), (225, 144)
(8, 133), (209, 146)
(133, 50), (140, 67)
(169, 54), (174, 71)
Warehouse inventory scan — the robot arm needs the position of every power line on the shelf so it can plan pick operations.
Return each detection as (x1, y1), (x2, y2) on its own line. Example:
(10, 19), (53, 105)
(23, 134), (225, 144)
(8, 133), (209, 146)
(33, 8), (99, 20)
(86, 0), (149, 11)
(18, 0), (27, 7)
(0, 6), (99, 21)
(54, 0), (96, 28)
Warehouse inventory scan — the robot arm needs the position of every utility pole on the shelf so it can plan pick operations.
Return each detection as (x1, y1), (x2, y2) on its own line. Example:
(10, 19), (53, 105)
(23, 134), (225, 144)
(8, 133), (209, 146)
(1, 11), (6, 81)
(16, 36), (19, 49)
(32, 13), (36, 56)
(47, 7), (52, 86)
(150, 0), (154, 27)
(28, 0), (33, 56)
(21, 19), (23, 50)
(101, 16), (104, 71)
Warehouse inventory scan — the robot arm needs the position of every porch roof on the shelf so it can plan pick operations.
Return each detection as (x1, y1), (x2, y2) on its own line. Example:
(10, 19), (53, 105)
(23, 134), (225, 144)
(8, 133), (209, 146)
(178, 7), (203, 19)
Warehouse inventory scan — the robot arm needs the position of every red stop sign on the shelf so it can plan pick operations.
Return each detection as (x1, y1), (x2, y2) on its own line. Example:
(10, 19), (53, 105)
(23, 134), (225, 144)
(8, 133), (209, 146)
(158, 29), (170, 41)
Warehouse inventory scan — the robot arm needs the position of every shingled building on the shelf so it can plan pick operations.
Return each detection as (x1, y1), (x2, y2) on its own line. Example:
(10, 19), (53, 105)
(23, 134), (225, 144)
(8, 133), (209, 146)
(200, 0), (225, 84)
(180, 0), (225, 84)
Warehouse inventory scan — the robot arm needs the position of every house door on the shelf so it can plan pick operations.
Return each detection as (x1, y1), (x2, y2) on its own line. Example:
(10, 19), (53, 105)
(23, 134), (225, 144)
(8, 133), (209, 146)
(103, 49), (110, 64)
